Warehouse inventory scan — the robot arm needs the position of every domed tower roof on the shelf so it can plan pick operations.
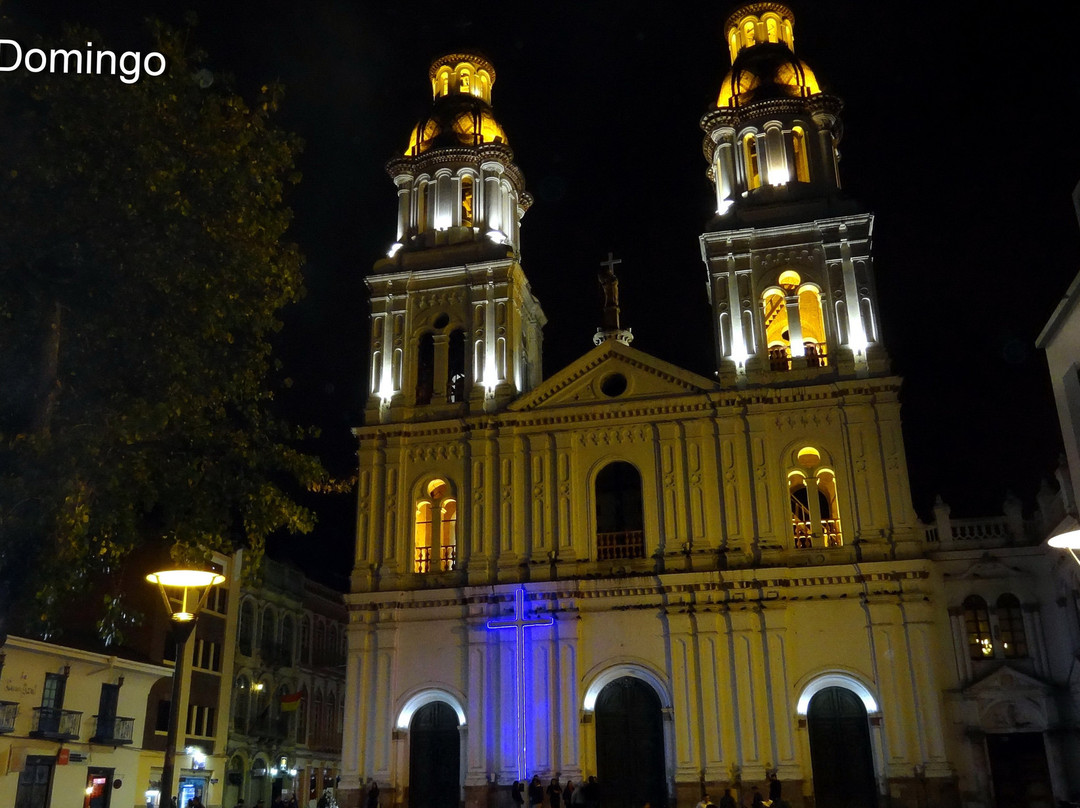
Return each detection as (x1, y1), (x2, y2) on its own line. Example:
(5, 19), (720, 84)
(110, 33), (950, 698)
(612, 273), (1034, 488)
(404, 52), (510, 156)
(716, 3), (821, 108)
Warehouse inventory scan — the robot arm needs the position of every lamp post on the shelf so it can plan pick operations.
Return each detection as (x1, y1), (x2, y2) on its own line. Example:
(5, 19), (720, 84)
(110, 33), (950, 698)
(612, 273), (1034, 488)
(146, 568), (225, 808)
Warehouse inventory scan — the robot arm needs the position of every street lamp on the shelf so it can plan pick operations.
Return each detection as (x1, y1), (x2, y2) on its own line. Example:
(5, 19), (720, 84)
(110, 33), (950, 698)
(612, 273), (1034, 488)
(1048, 515), (1080, 567)
(146, 568), (225, 808)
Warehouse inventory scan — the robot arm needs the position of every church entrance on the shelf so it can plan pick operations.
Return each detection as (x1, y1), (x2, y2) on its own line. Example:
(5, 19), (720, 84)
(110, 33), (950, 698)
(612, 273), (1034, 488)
(409, 701), (461, 808)
(986, 732), (1053, 808)
(595, 676), (667, 808)
(807, 687), (876, 808)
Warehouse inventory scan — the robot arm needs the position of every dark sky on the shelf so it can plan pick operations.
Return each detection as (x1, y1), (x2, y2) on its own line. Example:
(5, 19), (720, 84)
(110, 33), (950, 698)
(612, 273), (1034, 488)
(8, 1), (1080, 588)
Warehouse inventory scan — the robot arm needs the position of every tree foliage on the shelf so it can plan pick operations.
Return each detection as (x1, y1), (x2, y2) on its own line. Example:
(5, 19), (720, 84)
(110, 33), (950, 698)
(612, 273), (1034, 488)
(0, 20), (339, 641)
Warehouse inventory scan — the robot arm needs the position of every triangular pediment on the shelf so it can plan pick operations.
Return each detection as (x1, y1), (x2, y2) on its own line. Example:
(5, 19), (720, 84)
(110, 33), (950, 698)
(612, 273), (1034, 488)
(508, 340), (718, 412)
(963, 665), (1050, 698)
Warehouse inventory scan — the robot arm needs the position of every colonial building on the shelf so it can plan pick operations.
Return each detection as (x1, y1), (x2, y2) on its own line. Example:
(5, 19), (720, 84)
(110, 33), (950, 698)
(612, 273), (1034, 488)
(341, 6), (1080, 808)
(0, 634), (171, 808)
(226, 553), (347, 807)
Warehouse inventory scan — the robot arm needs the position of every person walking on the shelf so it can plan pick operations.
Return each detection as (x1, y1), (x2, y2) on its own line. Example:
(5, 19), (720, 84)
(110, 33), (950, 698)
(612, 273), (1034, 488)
(547, 777), (562, 808)
(512, 782), (525, 808)
(562, 781), (574, 808)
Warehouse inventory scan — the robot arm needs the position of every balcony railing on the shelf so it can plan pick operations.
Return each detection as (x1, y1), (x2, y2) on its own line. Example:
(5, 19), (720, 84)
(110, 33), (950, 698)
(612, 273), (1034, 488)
(792, 518), (843, 549)
(414, 545), (456, 573)
(90, 715), (135, 745)
(597, 530), (645, 561)
(30, 707), (82, 740)
(0, 701), (17, 733)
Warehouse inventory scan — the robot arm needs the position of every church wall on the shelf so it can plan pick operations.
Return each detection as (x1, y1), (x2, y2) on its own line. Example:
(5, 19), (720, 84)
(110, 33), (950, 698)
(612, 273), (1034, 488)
(353, 374), (916, 595)
(342, 559), (962, 808)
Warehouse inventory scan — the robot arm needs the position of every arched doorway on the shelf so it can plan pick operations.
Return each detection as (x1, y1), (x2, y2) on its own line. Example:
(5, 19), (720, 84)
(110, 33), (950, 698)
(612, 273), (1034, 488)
(807, 686), (876, 808)
(595, 677), (666, 808)
(409, 701), (460, 808)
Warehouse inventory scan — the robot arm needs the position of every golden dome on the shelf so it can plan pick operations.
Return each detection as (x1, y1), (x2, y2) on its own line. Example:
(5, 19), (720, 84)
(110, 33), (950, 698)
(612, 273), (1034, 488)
(404, 52), (509, 156)
(716, 45), (820, 108)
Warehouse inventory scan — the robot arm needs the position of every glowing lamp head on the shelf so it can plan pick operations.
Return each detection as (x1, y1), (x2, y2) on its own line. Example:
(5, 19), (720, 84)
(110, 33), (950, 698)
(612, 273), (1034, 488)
(1048, 527), (1080, 549)
(1048, 519), (1080, 568)
(146, 568), (225, 623)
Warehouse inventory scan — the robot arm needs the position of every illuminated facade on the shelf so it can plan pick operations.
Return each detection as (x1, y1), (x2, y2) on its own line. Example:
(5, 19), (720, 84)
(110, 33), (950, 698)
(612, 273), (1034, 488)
(341, 10), (1080, 808)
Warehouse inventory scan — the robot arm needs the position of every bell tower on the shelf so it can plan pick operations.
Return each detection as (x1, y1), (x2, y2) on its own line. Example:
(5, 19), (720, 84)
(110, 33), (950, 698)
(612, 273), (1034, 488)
(699, 3), (888, 387)
(365, 53), (545, 423)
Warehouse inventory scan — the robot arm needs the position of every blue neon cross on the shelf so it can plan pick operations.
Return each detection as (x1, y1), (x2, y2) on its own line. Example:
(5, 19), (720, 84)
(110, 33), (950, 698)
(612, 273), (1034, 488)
(487, 587), (553, 780)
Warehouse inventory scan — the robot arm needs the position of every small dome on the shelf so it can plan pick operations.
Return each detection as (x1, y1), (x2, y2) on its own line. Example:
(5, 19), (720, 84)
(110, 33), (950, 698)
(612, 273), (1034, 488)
(717, 43), (820, 108)
(404, 95), (509, 156)
(404, 52), (509, 156)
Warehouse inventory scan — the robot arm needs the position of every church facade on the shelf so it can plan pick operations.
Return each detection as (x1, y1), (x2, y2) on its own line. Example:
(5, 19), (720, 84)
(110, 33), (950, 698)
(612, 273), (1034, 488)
(340, 6), (1080, 808)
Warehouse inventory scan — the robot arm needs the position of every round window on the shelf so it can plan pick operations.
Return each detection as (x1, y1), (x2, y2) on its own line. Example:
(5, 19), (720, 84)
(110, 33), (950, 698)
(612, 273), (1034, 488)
(600, 373), (628, 397)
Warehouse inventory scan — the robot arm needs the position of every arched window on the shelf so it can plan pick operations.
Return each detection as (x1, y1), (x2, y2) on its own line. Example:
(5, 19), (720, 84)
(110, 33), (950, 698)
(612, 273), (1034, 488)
(595, 461), (645, 560)
(997, 593), (1028, 659)
(281, 615), (294, 667)
(416, 332), (435, 405)
(963, 595), (993, 660)
(327, 691), (338, 740)
(313, 689), (324, 746)
(238, 600), (254, 657)
(414, 479), (457, 572)
(792, 126), (810, 182)
(251, 680), (268, 733)
(233, 675), (250, 733)
(799, 286), (828, 367)
(742, 132), (761, 190)
(300, 616), (311, 665)
(789, 447), (842, 548)
(314, 621), (325, 665)
(260, 607), (276, 658)
(460, 174), (474, 227)
(766, 17), (779, 42)
(447, 329), (467, 403)
(298, 686), (309, 744)
(763, 288), (790, 370)
(742, 19), (757, 48)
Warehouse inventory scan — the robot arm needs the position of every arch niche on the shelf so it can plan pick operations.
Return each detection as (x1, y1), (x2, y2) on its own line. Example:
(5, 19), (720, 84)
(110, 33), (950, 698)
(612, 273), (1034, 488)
(592, 675), (667, 808)
(799, 677), (878, 808)
(400, 692), (465, 808)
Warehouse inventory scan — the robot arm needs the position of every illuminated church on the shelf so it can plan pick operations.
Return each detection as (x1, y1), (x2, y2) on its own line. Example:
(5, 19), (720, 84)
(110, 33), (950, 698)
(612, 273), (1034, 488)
(340, 6), (1080, 808)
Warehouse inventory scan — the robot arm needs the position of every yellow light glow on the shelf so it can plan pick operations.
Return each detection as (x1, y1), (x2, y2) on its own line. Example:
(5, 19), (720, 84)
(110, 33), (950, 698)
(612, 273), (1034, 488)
(146, 570), (225, 588)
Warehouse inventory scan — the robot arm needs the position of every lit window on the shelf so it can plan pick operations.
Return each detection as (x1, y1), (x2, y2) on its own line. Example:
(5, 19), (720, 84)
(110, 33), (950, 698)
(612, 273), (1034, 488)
(963, 595), (993, 660)
(997, 594), (1028, 659)
(414, 479), (457, 573)
(798, 286), (828, 367)
(789, 447), (842, 548)
(743, 133), (761, 190)
(792, 126), (810, 182)
(461, 175), (474, 226)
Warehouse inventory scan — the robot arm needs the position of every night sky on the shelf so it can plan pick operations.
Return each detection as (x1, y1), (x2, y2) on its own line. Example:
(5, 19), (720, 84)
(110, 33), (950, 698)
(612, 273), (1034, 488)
(7, 1), (1080, 588)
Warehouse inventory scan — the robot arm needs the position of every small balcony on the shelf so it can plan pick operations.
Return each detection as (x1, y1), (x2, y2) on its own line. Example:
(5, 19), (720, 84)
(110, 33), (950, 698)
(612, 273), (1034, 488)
(413, 545), (456, 574)
(30, 706), (82, 740)
(597, 530), (645, 561)
(0, 701), (18, 733)
(90, 715), (135, 745)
